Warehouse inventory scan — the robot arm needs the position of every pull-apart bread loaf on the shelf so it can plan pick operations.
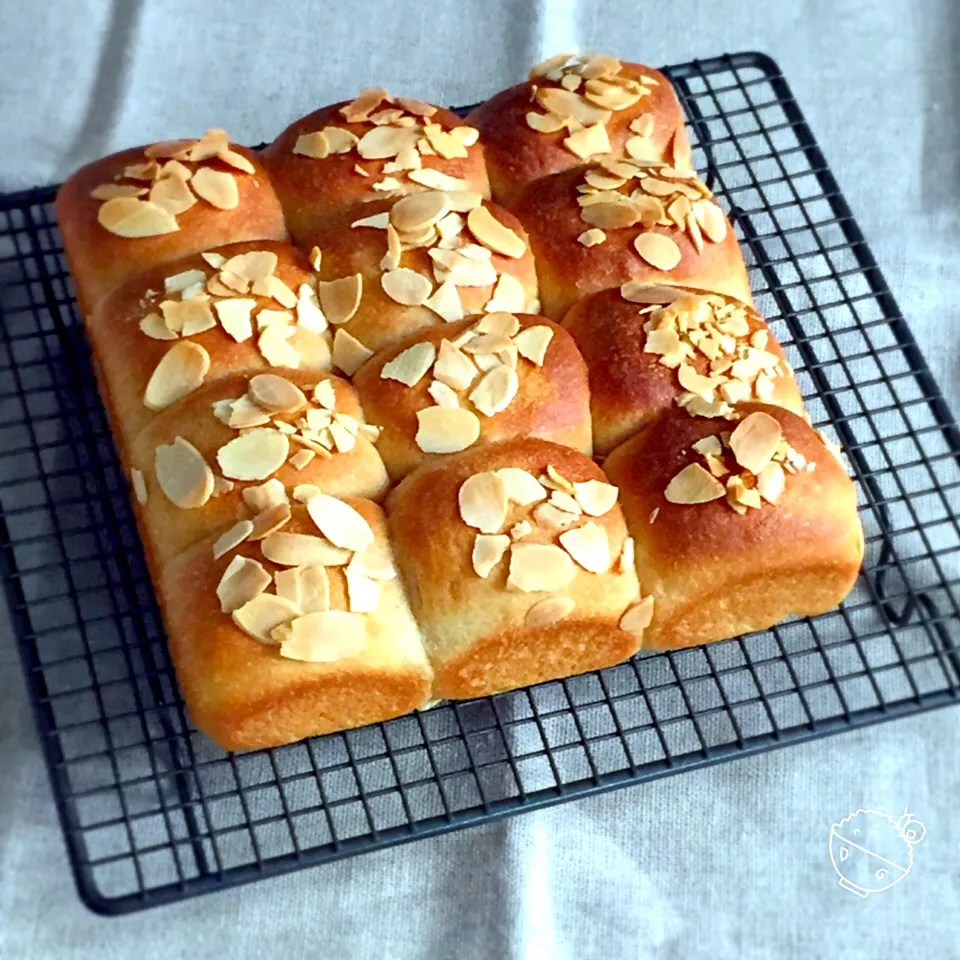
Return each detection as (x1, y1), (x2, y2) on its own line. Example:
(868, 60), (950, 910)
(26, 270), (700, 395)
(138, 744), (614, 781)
(56, 129), (287, 314)
(262, 90), (490, 243)
(468, 53), (692, 207)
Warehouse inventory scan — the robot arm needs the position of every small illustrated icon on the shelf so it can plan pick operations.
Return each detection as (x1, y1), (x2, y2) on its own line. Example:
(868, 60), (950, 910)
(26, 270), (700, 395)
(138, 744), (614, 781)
(829, 808), (926, 898)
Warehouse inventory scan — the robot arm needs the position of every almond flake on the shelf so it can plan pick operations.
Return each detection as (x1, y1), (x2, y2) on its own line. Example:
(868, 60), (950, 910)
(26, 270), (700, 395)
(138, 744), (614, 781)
(217, 555), (272, 613)
(154, 437), (214, 509)
(573, 479), (618, 516)
(390, 191), (451, 232)
(227, 395), (272, 428)
(318, 275), (362, 325)
(549, 490), (582, 515)
(507, 543), (577, 592)
(213, 298), (256, 342)
(624, 136), (660, 163)
(293, 285), (326, 333)
(380, 342), (436, 386)
(306, 494), (374, 551)
(222, 250), (278, 281)
(163, 269), (205, 295)
(407, 168), (469, 191)
(253, 275), (298, 308)
(380, 268), (432, 306)
(217, 147), (255, 173)
(729, 411), (782, 474)
(696, 200), (727, 243)
(97, 197), (179, 237)
(217, 428), (290, 481)
(525, 111), (566, 133)
(178, 299), (217, 336)
(213, 519), (254, 559)
(473, 313), (517, 338)
(559, 521), (610, 573)
(139, 312), (178, 340)
(471, 533), (510, 578)
(342, 571), (379, 613)
(648, 508), (660, 524)
(356, 124), (418, 160)
(469, 366), (518, 417)
(91, 183), (148, 200)
(294, 131), (330, 159)
(200, 252), (227, 269)
(433, 339), (478, 391)
(458, 471), (508, 533)
(513, 325), (554, 367)
(443, 190), (484, 213)
(578, 228), (607, 247)
(693, 436), (723, 457)
(233, 594), (300, 644)
(496, 468), (547, 506)
(149, 175), (197, 216)
(509, 520), (533, 541)
(466, 206), (527, 258)
(525, 595), (575, 627)
(664, 463), (726, 504)
(249, 501), (292, 540)
(261, 532), (351, 566)
(415, 406), (480, 453)
(190, 168), (238, 209)
(633, 233), (683, 271)
(126, 468), (148, 507)
(536, 87), (611, 126)
(332, 329), (373, 376)
(618, 536), (635, 573)
(619, 596), (654, 637)
(564, 122), (612, 159)
(249, 374), (307, 414)
(484, 273), (527, 313)
(278, 611), (366, 661)
(461, 332), (512, 355)
(258, 326), (300, 368)
(143, 341), (210, 410)
(529, 51), (574, 77)
(419, 279), (462, 322)
(257, 308), (294, 331)
(352, 211), (390, 230)
(286, 448), (313, 471)
(242, 478), (288, 512)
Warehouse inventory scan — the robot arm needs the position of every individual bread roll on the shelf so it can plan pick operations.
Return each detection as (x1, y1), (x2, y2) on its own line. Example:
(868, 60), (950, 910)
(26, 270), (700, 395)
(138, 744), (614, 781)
(603, 405), (863, 650)
(563, 283), (803, 455)
(353, 313), (592, 480)
(86, 240), (332, 446)
(128, 371), (389, 566)
(158, 499), (432, 750)
(262, 90), (490, 243)
(305, 193), (540, 363)
(468, 52), (692, 207)
(512, 159), (751, 318)
(56, 129), (288, 314)
(387, 438), (646, 699)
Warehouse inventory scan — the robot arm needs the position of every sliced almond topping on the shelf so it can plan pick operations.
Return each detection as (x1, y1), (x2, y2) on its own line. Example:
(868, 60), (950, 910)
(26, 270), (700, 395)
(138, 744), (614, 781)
(545, 463), (575, 494)
(536, 87), (611, 126)
(292, 483), (322, 503)
(573, 479), (618, 516)
(332, 329), (373, 376)
(468, 366), (518, 417)
(318, 274), (362, 325)
(293, 131), (330, 159)
(249, 501), (293, 540)
(415, 406), (480, 453)
(580, 200), (641, 230)
(532, 502), (579, 530)
(496, 468), (547, 506)
(164, 268), (207, 295)
(190, 168), (239, 209)
(525, 595), (575, 627)
(513, 326), (554, 366)
(381, 268), (433, 306)
(461, 333), (512, 355)
(525, 111), (566, 133)
(233, 594), (300, 644)
(390, 191), (451, 232)
(91, 183), (148, 200)
(154, 437), (214, 509)
(227, 395), (272, 428)
(139, 312), (178, 340)
(309, 380), (335, 411)
(97, 197), (179, 237)
(633, 233), (683, 271)
(217, 147), (256, 173)
(618, 536), (635, 573)
(248, 374), (307, 414)
(342, 570), (379, 613)
(178, 299), (217, 336)
(352, 211), (390, 230)
(578, 228), (607, 247)
(549, 490), (582, 515)
(261, 532), (351, 566)
(201, 252), (227, 269)
(620, 282), (683, 305)
(693, 435), (723, 457)
(625, 136), (660, 162)
(258, 326), (300, 368)
(696, 200), (727, 243)
(564, 122), (612, 159)
(433, 339), (478, 391)
(529, 51), (574, 77)
(296, 285), (328, 333)
(306, 494), (374, 551)
(356, 124), (418, 159)
(149, 175), (197, 216)
(664, 463), (726, 504)
(484, 272), (527, 313)
(423, 280), (464, 322)
(217, 428), (290, 481)
(242, 478), (288, 512)
(213, 298), (256, 342)
(475, 312), (520, 338)
(466, 206), (527, 258)
(130, 468), (148, 505)
(729, 411), (783, 474)
(458, 471), (508, 533)
(253, 275), (298, 308)
(292, 565), (331, 613)
(213, 520), (254, 559)
(381, 342), (436, 386)
(471, 533), (511, 578)
(509, 520), (533, 541)
(755, 459), (786, 505)
(559, 521), (610, 573)
(620, 596), (654, 637)
(406, 169), (468, 192)
(143, 341), (210, 410)
(288, 448), (315, 470)
(217, 555), (272, 613)
(506, 543), (577, 593)
(278, 611), (367, 661)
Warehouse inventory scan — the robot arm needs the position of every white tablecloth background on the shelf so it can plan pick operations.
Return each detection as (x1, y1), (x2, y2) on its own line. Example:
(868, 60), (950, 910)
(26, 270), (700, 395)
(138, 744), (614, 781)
(1, 1), (958, 957)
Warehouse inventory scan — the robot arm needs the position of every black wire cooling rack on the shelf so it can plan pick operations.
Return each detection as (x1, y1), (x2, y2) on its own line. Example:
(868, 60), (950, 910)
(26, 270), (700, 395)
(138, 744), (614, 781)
(1, 51), (958, 915)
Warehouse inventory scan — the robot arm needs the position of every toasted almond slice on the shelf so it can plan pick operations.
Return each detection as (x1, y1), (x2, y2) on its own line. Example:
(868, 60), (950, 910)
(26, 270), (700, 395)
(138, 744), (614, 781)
(345, 571), (381, 613)
(352, 211), (390, 230)
(693, 435), (723, 457)
(248, 374), (307, 414)
(249, 501), (292, 540)
(484, 272), (527, 314)
(618, 536), (635, 573)
(217, 428), (290, 481)
(579, 200), (640, 230)
(291, 483), (322, 503)
(227, 395), (272, 428)
(525, 595), (575, 627)
(513, 325), (554, 367)
(242, 478), (288, 512)
(559, 521), (610, 573)
(697, 200), (727, 243)
(633, 232), (683, 271)
(139, 312), (178, 340)
(91, 183), (148, 200)
(544, 464), (575, 494)
(191, 168), (238, 209)
(495, 468), (546, 506)
(306, 493), (374, 551)
(427, 380), (459, 407)
(154, 437), (214, 509)
(459, 471), (508, 533)
(532, 502), (579, 530)
(471, 533), (511, 578)
(97, 197), (179, 237)
(149, 175), (197, 216)
(624, 135), (660, 163)
(506, 542), (577, 592)
(217, 147), (255, 173)
(415, 406), (480, 454)
(213, 297), (256, 342)
(128, 468), (148, 506)
(380, 342), (436, 387)
(529, 51), (574, 77)
(619, 596), (654, 637)
(233, 594), (300, 644)
(664, 462), (726, 504)
(294, 131), (330, 159)
(294, 284), (328, 333)
(179, 299), (217, 336)
(729, 411), (783, 474)
(578, 228), (607, 247)
(307, 380), (335, 412)
(217, 555), (272, 613)
(253, 275), (298, 309)
(163, 268), (206, 295)
(381, 268), (433, 306)
(356, 124), (418, 160)
(222, 250), (278, 281)
(509, 520), (533, 541)
(421, 279), (463, 322)
(443, 190), (484, 213)
(319, 126), (360, 153)
(469, 366), (518, 417)
(256, 307), (294, 331)
(295, 565), (331, 613)
(261, 532), (351, 566)
(278, 611), (366, 661)
(213, 519), (254, 559)
(433, 339), (478, 391)
(461, 333), (513, 355)
(474, 313), (518, 339)
(536, 87), (611, 126)
(201, 252), (227, 269)
(525, 111), (567, 133)
(564, 122), (612, 159)
(466, 206), (526, 258)
(332, 329), (373, 376)
(318, 275), (362, 325)
(573, 479), (618, 516)
(390, 191), (451, 232)
(258, 326), (300, 368)
(549, 490), (582, 515)
(143, 341), (209, 410)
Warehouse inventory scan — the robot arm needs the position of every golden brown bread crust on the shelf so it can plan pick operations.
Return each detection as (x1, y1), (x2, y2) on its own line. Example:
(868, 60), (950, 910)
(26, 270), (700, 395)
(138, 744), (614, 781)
(129, 372), (389, 566)
(603, 405), (864, 649)
(352, 316), (592, 480)
(158, 501), (432, 751)
(85, 240), (330, 447)
(56, 144), (287, 315)
(306, 198), (539, 354)
(562, 286), (804, 455)
(512, 164), (751, 318)
(467, 63), (690, 207)
(262, 102), (490, 243)
(386, 439), (641, 699)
